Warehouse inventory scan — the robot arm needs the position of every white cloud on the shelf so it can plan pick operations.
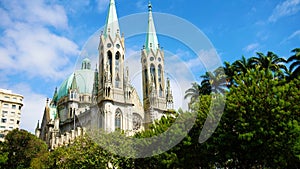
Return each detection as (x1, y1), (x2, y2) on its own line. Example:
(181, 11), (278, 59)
(63, 0), (91, 14)
(243, 43), (260, 53)
(287, 30), (300, 40)
(165, 54), (196, 110)
(184, 48), (221, 72)
(280, 29), (300, 44)
(269, 0), (300, 22)
(0, 0), (79, 80)
(96, 0), (109, 13)
(0, 0), (68, 29)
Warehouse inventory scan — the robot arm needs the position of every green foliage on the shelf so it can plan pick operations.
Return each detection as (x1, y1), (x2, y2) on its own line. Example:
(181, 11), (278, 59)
(214, 69), (300, 168)
(287, 48), (300, 79)
(0, 142), (8, 168)
(0, 129), (48, 169)
(4, 48), (300, 168)
(31, 134), (135, 169)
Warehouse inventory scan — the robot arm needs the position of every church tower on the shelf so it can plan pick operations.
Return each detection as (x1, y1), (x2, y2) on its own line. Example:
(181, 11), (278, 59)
(98, 0), (125, 102)
(141, 2), (166, 124)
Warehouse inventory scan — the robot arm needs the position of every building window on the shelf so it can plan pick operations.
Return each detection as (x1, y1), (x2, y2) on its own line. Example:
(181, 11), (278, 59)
(159, 85), (163, 97)
(12, 105), (16, 109)
(144, 68), (148, 97)
(4, 96), (9, 99)
(2, 111), (8, 114)
(9, 126), (13, 129)
(115, 52), (120, 88)
(17, 120), (20, 125)
(1, 118), (7, 123)
(0, 126), (5, 129)
(70, 92), (76, 99)
(107, 51), (113, 81)
(158, 64), (162, 83)
(150, 64), (156, 87)
(0, 134), (4, 138)
(11, 112), (15, 114)
(19, 106), (22, 110)
(3, 104), (9, 108)
(115, 110), (122, 130)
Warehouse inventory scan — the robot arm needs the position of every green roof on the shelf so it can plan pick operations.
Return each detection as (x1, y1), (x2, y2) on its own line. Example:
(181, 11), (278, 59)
(57, 69), (95, 100)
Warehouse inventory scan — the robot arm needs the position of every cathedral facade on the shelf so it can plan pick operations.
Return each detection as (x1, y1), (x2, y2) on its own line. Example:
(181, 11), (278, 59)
(36, 0), (174, 149)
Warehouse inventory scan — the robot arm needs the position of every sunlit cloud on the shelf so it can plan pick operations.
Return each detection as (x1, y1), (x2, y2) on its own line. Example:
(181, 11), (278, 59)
(0, 0), (79, 80)
(268, 0), (300, 22)
(243, 43), (260, 53)
(96, 0), (110, 13)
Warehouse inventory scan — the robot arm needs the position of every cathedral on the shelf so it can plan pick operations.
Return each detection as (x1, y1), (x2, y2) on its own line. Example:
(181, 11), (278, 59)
(35, 0), (174, 149)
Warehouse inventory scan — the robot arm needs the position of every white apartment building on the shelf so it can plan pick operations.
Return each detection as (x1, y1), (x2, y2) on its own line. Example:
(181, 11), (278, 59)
(0, 89), (23, 141)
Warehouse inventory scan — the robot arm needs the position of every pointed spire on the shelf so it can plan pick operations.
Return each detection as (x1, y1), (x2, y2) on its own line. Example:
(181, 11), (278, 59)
(166, 77), (174, 109)
(52, 87), (58, 105)
(93, 64), (99, 96)
(145, 1), (159, 52)
(104, 0), (120, 40)
(46, 98), (49, 108)
(36, 120), (40, 129)
(70, 73), (78, 90)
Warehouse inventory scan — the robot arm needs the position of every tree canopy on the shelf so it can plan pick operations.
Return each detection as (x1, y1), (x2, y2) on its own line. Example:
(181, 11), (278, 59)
(2, 48), (300, 168)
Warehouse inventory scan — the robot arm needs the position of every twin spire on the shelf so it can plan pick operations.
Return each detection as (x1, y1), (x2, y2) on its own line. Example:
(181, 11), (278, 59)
(145, 1), (159, 52)
(104, 0), (120, 40)
(104, 0), (159, 52)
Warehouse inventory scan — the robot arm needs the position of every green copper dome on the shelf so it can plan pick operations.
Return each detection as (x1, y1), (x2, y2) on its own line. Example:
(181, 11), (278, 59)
(57, 59), (95, 100)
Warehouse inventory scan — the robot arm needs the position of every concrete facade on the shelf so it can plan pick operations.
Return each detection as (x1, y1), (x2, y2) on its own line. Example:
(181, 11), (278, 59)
(0, 89), (23, 141)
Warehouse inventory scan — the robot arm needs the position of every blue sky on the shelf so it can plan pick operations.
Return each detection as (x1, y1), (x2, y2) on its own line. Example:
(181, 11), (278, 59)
(0, 0), (299, 133)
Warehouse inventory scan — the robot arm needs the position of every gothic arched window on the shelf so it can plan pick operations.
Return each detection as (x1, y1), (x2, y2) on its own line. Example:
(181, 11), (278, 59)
(158, 64), (162, 83)
(107, 51), (113, 80)
(115, 110), (122, 130)
(159, 85), (163, 97)
(144, 68), (148, 97)
(115, 52), (120, 88)
(150, 64), (156, 86)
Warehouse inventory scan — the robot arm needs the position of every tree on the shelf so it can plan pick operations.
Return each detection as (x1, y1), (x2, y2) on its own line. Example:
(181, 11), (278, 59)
(200, 68), (227, 94)
(134, 95), (220, 168)
(214, 68), (300, 168)
(32, 133), (135, 169)
(223, 61), (235, 88)
(232, 55), (253, 75)
(287, 48), (300, 78)
(184, 82), (202, 103)
(250, 51), (287, 77)
(1, 129), (48, 169)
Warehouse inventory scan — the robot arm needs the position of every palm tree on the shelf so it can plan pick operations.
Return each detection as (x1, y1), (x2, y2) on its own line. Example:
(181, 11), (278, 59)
(233, 55), (253, 75)
(250, 51), (287, 77)
(201, 67), (227, 94)
(287, 48), (300, 78)
(184, 82), (202, 103)
(223, 61), (235, 88)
